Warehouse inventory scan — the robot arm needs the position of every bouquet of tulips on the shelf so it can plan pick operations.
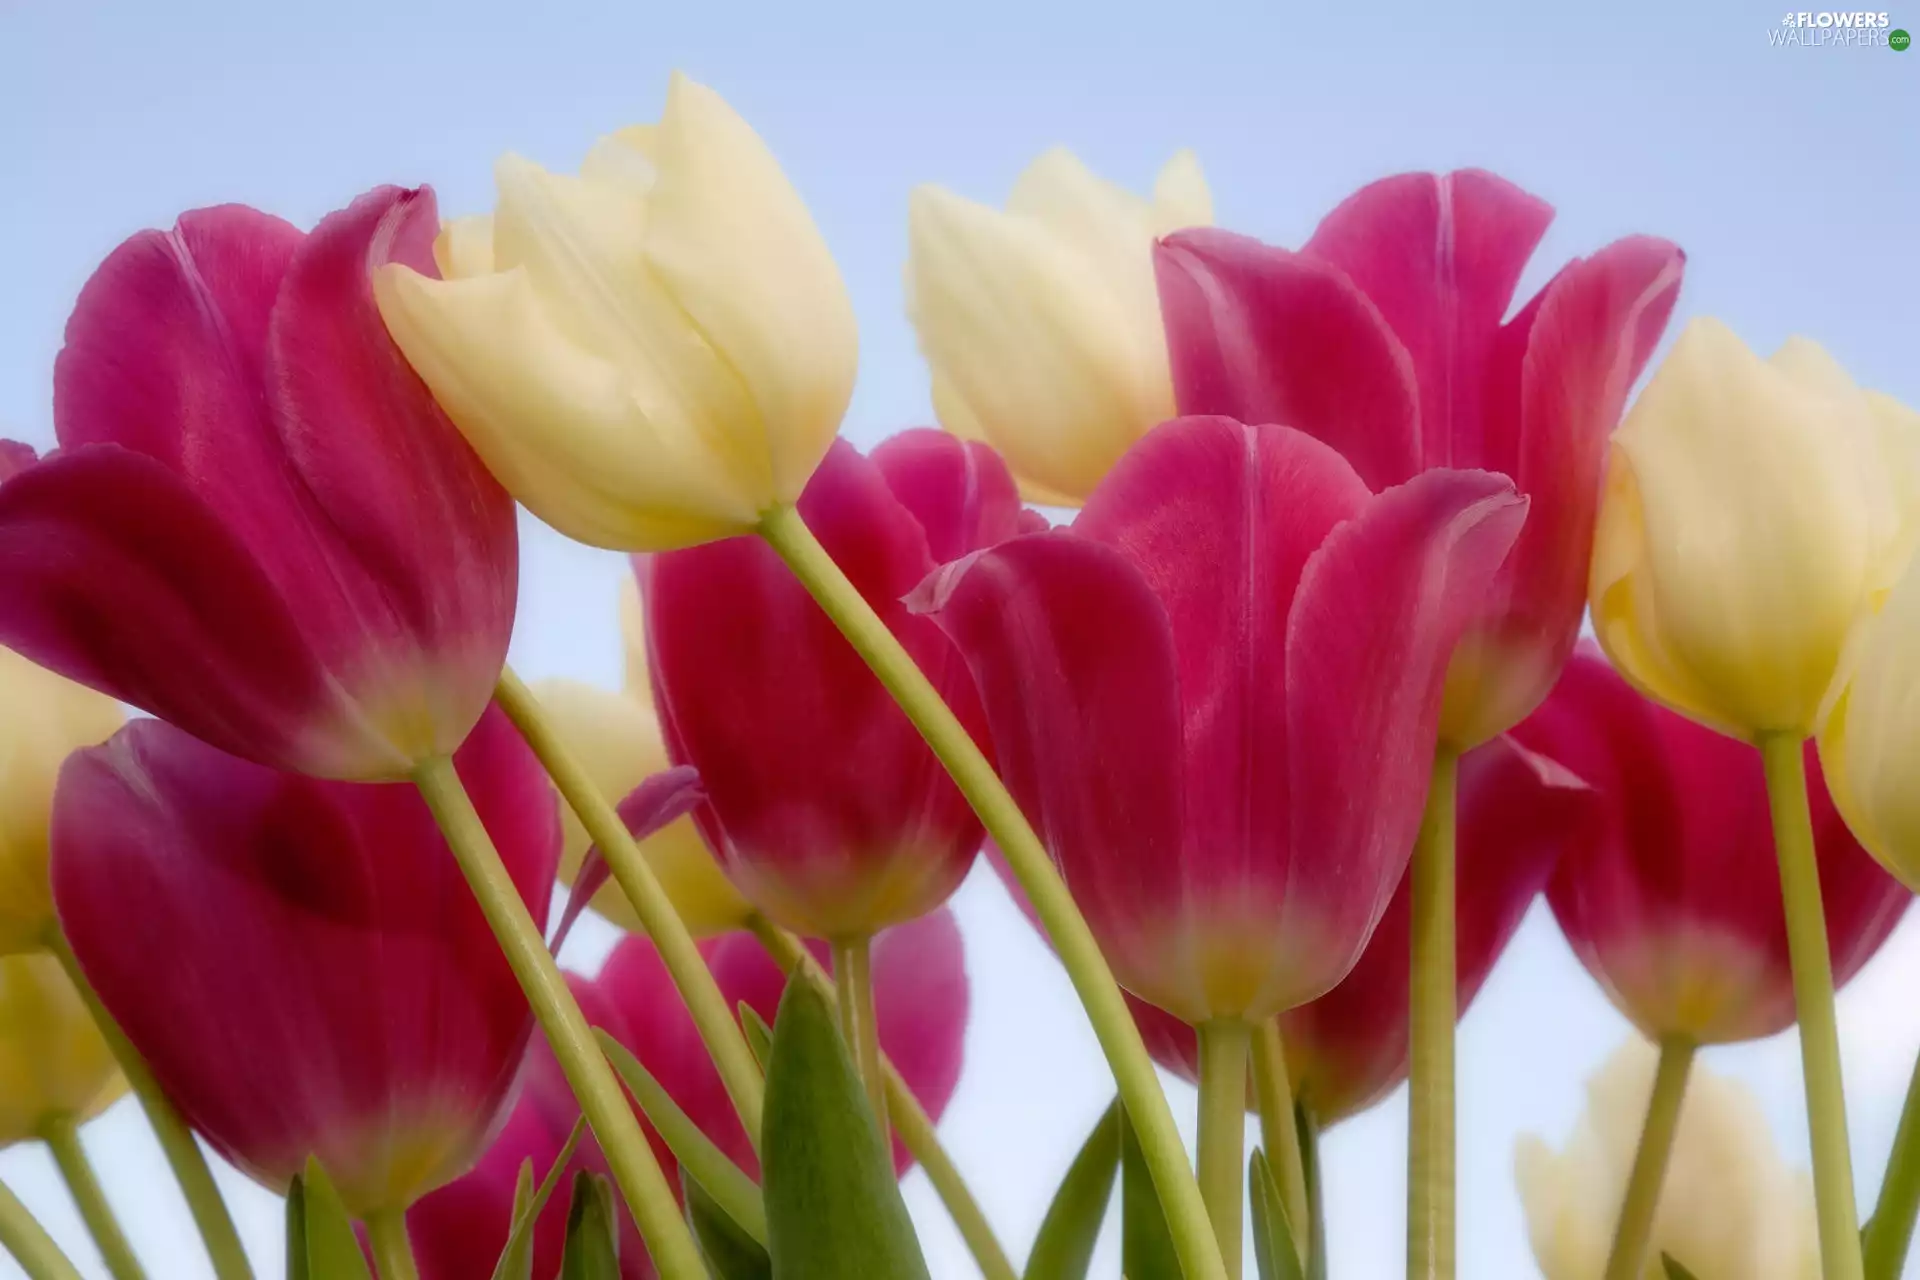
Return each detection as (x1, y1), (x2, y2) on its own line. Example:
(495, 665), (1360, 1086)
(2, 70), (1917, 1280)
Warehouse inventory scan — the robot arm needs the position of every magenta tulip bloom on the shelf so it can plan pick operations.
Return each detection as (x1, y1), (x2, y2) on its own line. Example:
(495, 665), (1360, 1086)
(599, 907), (968, 1177)
(50, 708), (557, 1216)
(1156, 172), (1685, 748)
(644, 429), (1029, 938)
(0, 186), (516, 781)
(1513, 645), (1909, 1044)
(917, 415), (1524, 1025)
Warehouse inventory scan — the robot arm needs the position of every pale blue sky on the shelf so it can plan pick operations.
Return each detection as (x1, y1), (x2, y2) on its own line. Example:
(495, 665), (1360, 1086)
(1, 0), (1916, 1276)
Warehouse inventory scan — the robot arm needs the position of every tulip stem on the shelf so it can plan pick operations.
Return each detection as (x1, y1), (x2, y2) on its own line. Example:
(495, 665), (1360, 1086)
(748, 916), (1018, 1280)
(1197, 1019), (1251, 1276)
(1760, 733), (1866, 1280)
(831, 935), (889, 1142)
(1301, 1106), (1327, 1280)
(0, 1177), (83, 1280)
(1602, 1036), (1695, 1280)
(1252, 1018), (1311, 1262)
(757, 502), (1228, 1280)
(1408, 747), (1459, 1280)
(44, 932), (254, 1280)
(40, 1115), (146, 1280)
(411, 755), (707, 1280)
(495, 668), (767, 1149)
(1863, 1043), (1920, 1279)
(363, 1209), (419, 1280)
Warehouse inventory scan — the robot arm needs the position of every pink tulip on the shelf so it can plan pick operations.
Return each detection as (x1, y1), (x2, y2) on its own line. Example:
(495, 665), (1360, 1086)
(915, 415), (1525, 1025)
(0, 187), (516, 781)
(1513, 645), (1909, 1043)
(643, 429), (1028, 938)
(50, 708), (558, 1217)
(1117, 734), (1583, 1123)
(1156, 172), (1685, 747)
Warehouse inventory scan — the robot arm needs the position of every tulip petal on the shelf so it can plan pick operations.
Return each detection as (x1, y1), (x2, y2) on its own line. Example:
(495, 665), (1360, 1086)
(550, 765), (704, 953)
(1151, 150), (1213, 234)
(869, 428), (1028, 563)
(1154, 229), (1422, 490)
(0, 441), (34, 481)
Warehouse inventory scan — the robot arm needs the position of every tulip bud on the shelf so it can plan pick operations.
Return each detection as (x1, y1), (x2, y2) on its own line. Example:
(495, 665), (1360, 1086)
(645, 430), (1027, 939)
(376, 73), (858, 553)
(0, 649), (122, 955)
(0, 185), (517, 782)
(1590, 318), (1920, 740)
(51, 708), (560, 1216)
(1516, 1038), (1819, 1280)
(0, 953), (123, 1148)
(1157, 170), (1684, 747)
(1516, 646), (1905, 1044)
(908, 147), (1212, 505)
(917, 415), (1524, 1024)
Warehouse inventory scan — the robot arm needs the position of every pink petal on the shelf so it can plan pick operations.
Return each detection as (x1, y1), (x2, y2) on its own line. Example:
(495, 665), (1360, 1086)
(1155, 231), (1422, 490)
(0, 441), (35, 481)
(644, 440), (984, 938)
(870, 428), (1029, 563)
(1280, 467), (1526, 1000)
(550, 766), (704, 955)
(50, 706), (558, 1210)
(1302, 171), (1554, 470)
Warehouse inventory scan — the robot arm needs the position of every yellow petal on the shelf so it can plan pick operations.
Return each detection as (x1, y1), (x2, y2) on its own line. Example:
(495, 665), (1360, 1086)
(1820, 557), (1920, 887)
(1151, 148), (1214, 234)
(642, 73), (856, 506)
(0, 953), (123, 1147)
(433, 215), (497, 281)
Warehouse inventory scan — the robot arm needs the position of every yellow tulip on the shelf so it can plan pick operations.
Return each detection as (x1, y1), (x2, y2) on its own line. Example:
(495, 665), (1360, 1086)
(0, 649), (123, 955)
(375, 73), (857, 552)
(0, 952), (123, 1147)
(1516, 1038), (1818, 1280)
(1590, 317), (1920, 740)
(906, 147), (1212, 506)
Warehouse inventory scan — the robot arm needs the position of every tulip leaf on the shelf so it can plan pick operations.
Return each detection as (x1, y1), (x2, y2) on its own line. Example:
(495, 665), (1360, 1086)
(684, 1166), (773, 1280)
(297, 1158), (373, 1280)
(1249, 1149), (1305, 1280)
(740, 1002), (774, 1071)
(1119, 1106), (1180, 1280)
(1023, 1100), (1120, 1280)
(492, 1115), (589, 1280)
(597, 1028), (768, 1244)
(1661, 1255), (1702, 1280)
(762, 972), (931, 1279)
(559, 1172), (621, 1280)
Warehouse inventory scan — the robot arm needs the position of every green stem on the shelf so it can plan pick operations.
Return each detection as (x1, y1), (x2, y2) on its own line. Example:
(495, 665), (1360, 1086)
(1197, 1019), (1251, 1277)
(495, 668), (766, 1149)
(757, 504), (1227, 1280)
(410, 755), (706, 1280)
(1301, 1108), (1326, 1280)
(831, 936), (888, 1141)
(41, 1114), (146, 1280)
(747, 915), (1019, 1280)
(44, 932), (254, 1280)
(0, 1178), (82, 1280)
(1864, 1043), (1920, 1279)
(1408, 747), (1459, 1280)
(1760, 733), (1865, 1280)
(1252, 1018), (1311, 1262)
(363, 1209), (419, 1280)
(1602, 1037), (1695, 1280)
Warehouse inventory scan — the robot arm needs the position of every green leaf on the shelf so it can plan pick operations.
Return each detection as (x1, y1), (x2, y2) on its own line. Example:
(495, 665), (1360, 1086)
(1119, 1106), (1180, 1280)
(740, 1002), (774, 1071)
(559, 1172), (622, 1280)
(1248, 1149), (1305, 1280)
(299, 1158), (373, 1280)
(1023, 1101), (1120, 1280)
(1662, 1254), (1703, 1280)
(762, 971), (931, 1280)
(285, 1178), (309, 1280)
(684, 1167), (773, 1280)
(596, 1029), (768, 1245)
(492, 1116), (589, 1280)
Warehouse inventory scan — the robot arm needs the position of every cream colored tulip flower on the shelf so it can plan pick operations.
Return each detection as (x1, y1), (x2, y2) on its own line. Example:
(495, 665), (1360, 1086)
(376, 74), (857, 552)
(0, 952), (123, 1146)
(0, 648), (123, 955)
(1590, 317), (1920, 740)
(907, 147), (1212, 506)
(1517, 1038), (1818, 1280)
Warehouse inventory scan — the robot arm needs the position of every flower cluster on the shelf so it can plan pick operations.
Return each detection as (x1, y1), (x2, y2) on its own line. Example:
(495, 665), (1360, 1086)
(0, 68), (1915, 1280)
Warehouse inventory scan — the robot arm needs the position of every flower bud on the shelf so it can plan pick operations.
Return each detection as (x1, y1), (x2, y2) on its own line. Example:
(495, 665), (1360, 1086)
(0, 953), (123, 1148)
